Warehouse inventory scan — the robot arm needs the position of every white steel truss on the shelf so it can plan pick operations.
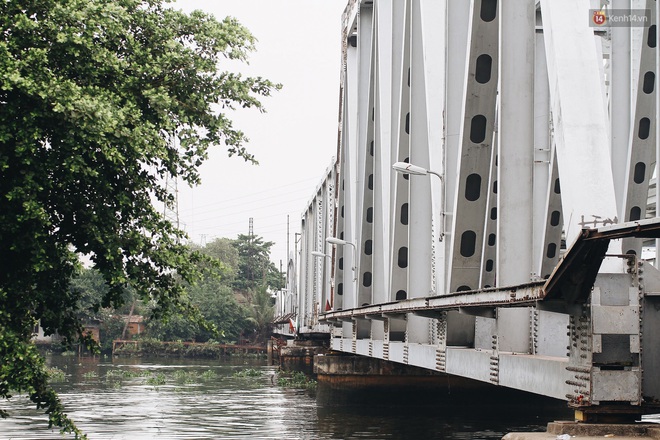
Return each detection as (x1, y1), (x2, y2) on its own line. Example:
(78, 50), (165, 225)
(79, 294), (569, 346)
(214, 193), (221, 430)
(276, 0), (660, 410)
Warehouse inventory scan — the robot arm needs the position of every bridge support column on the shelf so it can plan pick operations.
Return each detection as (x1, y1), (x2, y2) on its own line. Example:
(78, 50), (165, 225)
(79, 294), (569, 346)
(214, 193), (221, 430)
(279, 340), (328, 375)
(505, 422), (660, 440)
(314, 352), (466, 389)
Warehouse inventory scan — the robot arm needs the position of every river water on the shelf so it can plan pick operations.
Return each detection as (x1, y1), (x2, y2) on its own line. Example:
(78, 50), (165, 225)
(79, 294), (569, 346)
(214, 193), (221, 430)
(2, 355), (571, 439)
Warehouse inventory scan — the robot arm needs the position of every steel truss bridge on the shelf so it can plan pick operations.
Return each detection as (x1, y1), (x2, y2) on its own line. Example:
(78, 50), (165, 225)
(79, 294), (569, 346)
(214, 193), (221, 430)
(274, 0), (660, 412)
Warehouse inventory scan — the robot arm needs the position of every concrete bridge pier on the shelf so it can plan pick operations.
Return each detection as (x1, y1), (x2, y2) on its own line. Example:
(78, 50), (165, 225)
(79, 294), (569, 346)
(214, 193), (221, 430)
(314, 352), (452, 389)
(504, 422), (660, 440)
(279, 339), (328, 375)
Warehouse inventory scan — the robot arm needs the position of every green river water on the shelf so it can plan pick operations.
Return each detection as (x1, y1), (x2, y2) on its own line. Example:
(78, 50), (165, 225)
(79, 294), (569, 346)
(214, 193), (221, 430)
(0, 354), (571, 439)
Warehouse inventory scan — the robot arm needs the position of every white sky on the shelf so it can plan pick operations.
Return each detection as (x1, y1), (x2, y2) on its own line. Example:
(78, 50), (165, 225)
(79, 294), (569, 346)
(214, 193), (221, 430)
(174, 0), (347, 269)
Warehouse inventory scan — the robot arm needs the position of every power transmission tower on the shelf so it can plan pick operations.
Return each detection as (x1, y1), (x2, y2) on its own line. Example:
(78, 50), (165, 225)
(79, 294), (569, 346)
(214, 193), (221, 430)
(163, 175), (179, 229)
(163, 131), (180, 232)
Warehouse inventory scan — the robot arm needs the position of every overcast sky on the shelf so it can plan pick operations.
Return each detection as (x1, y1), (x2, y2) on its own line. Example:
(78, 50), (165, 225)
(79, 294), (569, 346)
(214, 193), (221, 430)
(174, 0), (347, 269)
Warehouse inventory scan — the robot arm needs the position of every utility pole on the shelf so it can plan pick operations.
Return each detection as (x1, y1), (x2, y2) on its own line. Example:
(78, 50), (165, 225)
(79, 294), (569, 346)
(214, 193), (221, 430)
(248, 217), (254, 288)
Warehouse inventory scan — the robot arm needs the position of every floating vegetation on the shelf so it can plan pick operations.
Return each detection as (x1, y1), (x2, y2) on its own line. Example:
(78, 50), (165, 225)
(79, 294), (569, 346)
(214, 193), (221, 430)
(104, 369), (147, 389)
(47, 367), (66, 383)
(232, 368), (262, 378)
(276, 371), (317, 390)
(47, 366), (230, 391)
(146, 373), (166, 388)
(173, 370), (198, 384)
(200, 370), (217, 381)
(105, 369), (125, 380)
(106, 369), (149, 379)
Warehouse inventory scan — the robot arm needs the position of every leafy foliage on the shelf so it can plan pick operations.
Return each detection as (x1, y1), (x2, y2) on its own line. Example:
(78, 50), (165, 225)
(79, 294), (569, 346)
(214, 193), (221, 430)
(0, 0), (279, 436)
(70, 232), (280, 347)
(144, 236), (278, 343)
(232, 234), (284, 292)
(244, 286), (276, 342)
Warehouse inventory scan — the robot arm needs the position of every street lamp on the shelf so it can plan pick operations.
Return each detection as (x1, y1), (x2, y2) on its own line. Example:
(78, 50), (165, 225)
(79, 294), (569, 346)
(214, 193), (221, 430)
(326, 237), (357, 280)
(392, 161), (443, 180)
(392, 161), (445, 241)
(311, 251), (330, 258)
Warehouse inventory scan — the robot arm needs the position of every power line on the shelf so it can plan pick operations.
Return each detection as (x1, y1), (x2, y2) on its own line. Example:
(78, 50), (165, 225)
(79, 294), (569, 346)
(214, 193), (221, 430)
(178, 176), (321, 214)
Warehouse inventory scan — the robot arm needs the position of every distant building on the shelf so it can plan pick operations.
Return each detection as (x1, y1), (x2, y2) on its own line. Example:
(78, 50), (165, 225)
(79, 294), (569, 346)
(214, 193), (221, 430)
(123, 315), (145, 337)
(32, 322), (54, 344)
(82, 318), (101, 342)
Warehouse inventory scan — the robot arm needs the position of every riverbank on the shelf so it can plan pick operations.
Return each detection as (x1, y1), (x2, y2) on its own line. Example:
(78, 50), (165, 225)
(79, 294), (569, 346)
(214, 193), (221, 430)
(111, 339), (267, 358)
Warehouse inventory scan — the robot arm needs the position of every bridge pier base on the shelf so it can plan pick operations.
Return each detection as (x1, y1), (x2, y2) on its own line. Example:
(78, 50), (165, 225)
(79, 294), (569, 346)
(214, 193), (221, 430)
(314, 353), (481, 390)
(504, 422), (660, 440)
(279, 339), (328, 375)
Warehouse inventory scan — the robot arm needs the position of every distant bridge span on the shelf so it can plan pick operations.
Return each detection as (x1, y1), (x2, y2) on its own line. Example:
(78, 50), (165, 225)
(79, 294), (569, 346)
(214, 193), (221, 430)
(274, 0), (660, 412)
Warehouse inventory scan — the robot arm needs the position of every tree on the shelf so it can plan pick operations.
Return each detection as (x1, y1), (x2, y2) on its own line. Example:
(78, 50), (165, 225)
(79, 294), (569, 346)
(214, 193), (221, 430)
(70, 267), (140, 317)
(198, 238), (240, 283)
(188, 281), (249, 343)
(0, 0), (279, 436)
(244, 286), (275, 343)
(146, 259), (250, 343)
(232, 234), (285, 292)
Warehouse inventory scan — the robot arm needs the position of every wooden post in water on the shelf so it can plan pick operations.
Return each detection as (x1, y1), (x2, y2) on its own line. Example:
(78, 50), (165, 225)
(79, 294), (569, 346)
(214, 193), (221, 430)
(267, 339), (273, 365)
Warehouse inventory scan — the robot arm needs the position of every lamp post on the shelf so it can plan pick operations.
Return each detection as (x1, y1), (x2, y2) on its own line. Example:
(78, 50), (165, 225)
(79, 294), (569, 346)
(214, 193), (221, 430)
(326, 237), (357, 281)
(392, 161), (443, 180)
(392, 161), (445, 241)
(311, 251), (332, 313)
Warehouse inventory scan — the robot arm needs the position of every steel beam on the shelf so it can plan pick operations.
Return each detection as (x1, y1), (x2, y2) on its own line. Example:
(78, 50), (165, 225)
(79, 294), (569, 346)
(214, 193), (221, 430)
(497, 0), (535, 357)
(370, 0), (393, 341)
(622, 2), (657, 256)
(443, 0), (471, 294)
(497, 0), (535, 286)
(539, 0), (619, 247)
(448, 0), (500, 293)
(357, 4), (375, 309)
(611, 0), (633, 217)
(388, 0), (410, 305)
